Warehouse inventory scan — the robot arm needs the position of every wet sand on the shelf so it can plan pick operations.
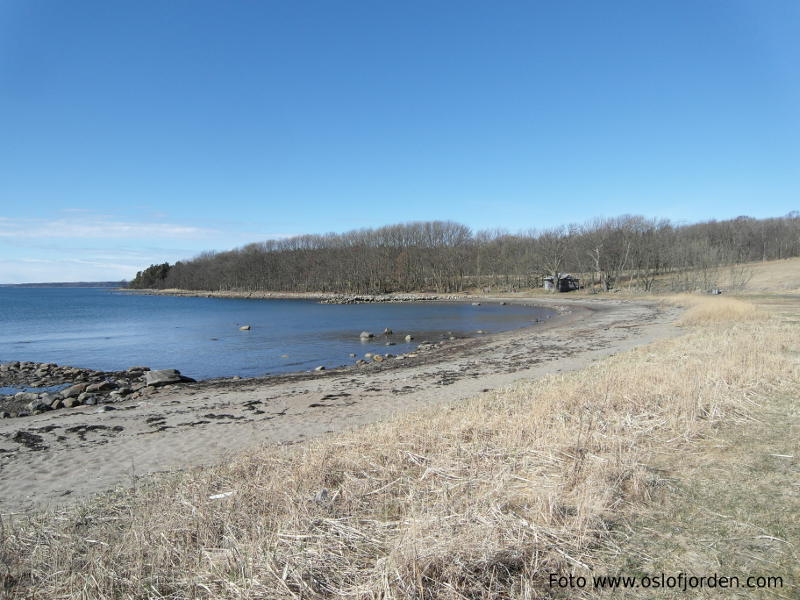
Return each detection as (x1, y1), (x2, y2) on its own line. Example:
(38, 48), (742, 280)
(0, 297), (680, 513)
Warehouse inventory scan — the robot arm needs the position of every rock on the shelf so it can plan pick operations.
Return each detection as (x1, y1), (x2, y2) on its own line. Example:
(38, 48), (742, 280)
(364, 353), (373, 359)
(355, 359), (368, 366)
(500, 301), (507, 305)
(314, 366), (326, 371)
(50, 398), (64, 410)
(127, 366), (150, 372)
(144, 369), (183, 387)
(62, 383), (88, 399)
(348, 353), (356, 358)
(372, 354), (384, 362)
(87, 381), (114, 392)
(383, 328), (393, 335)
(472, 302), (481, 306)
(26, 399), (51, 413)
(0, 411), (10, 418)
(62, 397), (81, 408)
(404, 335), (414, 342)
(476, 330), (485, 334)
(385, 354), (395, 359)
(239, 325), (251, 331)
(83, 395), (98, 406)
(359, 331), (374, 339)
(14, 392), (39, 402)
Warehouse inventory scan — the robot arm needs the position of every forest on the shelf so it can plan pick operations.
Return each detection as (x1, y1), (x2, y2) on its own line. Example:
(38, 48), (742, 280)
(129, 213), (800, 293)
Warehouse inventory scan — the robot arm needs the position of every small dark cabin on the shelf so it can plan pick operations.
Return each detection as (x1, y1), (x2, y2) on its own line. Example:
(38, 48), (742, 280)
(543, 273), (580, 292)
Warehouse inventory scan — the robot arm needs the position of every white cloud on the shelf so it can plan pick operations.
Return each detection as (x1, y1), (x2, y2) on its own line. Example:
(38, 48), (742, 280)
(0, 216), (218, 240)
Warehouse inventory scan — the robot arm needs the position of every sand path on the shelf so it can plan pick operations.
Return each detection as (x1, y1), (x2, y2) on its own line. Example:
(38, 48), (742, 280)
(0, 297), (680, 513)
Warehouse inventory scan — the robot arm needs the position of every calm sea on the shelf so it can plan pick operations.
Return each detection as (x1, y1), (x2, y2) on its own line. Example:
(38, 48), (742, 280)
(0, 288), (553, 380)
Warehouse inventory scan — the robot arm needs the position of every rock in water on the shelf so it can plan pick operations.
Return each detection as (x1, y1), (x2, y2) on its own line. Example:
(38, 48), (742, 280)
(359, 331), (374, 339)
(404, 334), (414, 342)
(144, 369), (184, 387)
(383, 328), (393, 335)
(239, 325), (251, 331)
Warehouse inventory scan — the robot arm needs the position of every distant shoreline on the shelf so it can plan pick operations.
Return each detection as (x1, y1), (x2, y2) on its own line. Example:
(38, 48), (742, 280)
(118, 288), (482, 303)
(1, 282), (127, 289)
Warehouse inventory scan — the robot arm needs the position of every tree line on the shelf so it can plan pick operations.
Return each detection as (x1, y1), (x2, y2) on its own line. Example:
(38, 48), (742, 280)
(129, 213), (800, 293)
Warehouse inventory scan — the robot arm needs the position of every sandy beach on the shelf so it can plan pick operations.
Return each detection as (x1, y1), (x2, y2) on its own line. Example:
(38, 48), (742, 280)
(0, 296), (680, 514)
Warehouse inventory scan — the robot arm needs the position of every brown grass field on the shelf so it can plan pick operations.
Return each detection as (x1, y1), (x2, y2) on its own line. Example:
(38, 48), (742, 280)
(1, 291), (798, 598)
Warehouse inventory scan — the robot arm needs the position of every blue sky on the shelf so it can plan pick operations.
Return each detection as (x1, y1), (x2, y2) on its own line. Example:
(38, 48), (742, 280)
(1, 1), (798, 283)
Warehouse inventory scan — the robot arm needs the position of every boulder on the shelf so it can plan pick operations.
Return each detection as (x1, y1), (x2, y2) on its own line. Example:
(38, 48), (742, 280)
(0, 411), (10, 418)
(472, 302), (481, 306)
(404, 335), (414, 342)
(26, 399), (51, 413)
(144, 369), (183, 387)
(62, 397), (81, 409)
(314, 366), (326, 371)
(359, 331), (374, 339)
(372, 354), (384, 362)
(87, 381), (114, 393)
(15, 392), (39, 402)
(239, 325), (251, 331)
(50, 398), (64, 410)
(62, 383), (88, 399)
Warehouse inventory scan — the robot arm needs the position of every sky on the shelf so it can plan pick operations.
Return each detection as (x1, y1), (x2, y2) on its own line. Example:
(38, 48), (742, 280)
(1, 1), (798, 283)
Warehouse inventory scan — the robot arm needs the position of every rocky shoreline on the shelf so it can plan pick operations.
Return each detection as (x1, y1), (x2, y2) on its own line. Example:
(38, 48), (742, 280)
(0, 332), (484, 419)
(121, 288), (479, 304)
(0, 362), (195, 418)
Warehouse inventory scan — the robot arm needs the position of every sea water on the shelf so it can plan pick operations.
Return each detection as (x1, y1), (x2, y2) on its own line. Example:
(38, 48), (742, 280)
(0, 287), (553, 380)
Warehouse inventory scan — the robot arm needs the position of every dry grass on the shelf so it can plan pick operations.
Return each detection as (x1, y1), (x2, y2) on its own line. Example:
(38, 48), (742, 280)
(660, 293), (766, 325)
(1, 301), (796, 598)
